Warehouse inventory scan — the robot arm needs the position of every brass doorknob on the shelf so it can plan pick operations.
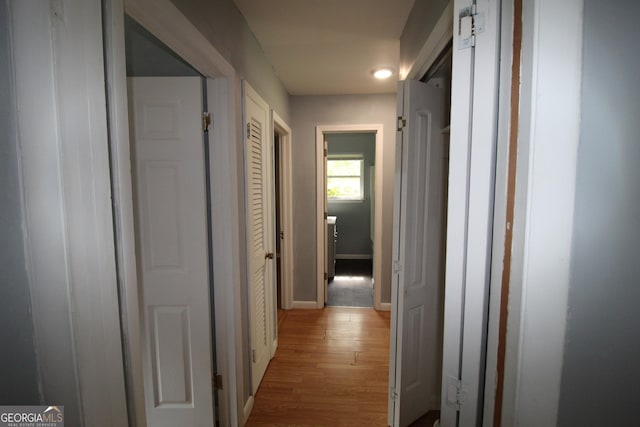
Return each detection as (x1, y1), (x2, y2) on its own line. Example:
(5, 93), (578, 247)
(265, 252), (274, 260)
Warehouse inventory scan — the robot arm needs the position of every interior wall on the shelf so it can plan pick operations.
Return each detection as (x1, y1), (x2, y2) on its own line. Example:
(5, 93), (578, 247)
(399, 0), (450, 77)
(169, 0), (291, 123)
(558, 0), (640, 424)
(0, 1), (40, 405)
(327, 133), (376, 257)
(290, 94), (396, 304)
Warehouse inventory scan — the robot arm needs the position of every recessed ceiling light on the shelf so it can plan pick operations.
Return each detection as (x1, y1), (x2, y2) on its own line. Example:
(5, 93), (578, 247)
(373, 68), (393, 80)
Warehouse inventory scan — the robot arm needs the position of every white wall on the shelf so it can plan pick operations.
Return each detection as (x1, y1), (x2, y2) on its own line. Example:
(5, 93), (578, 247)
(291, 94), (396, 303)
(558, 0), (640, 424)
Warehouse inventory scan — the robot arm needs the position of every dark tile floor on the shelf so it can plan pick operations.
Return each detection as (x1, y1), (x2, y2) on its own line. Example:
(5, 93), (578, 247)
(327, 259), (374, 307)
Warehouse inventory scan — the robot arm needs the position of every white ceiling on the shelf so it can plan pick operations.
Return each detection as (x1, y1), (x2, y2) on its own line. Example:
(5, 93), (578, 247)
(233, 0), (415, 96)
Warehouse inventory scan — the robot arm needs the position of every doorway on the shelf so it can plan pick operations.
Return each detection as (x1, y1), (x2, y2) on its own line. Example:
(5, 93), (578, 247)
(316, 125), (384, 309)
(325, 132), (377, 308)
(273, 112), (294, 315)
(124, 16), (217, 426)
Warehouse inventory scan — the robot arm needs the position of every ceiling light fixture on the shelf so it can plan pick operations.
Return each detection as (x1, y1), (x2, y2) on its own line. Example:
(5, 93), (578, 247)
(372, 68), (393, 80)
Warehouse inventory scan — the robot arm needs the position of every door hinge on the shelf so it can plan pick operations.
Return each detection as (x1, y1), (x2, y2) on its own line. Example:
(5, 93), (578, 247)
(397, 116), (406, 131)
(213, 373), (223, 390)
(393, 259), (402, 274)
(246, 122), (251, 139)
(389, 386), (398, 402)
(324, 272), (328, 280)
(252, 349), (256, 363)
(202, 112), (212, 132)
(446, 377), (466, 411)
(324, 148), (328, 157)
(458, 5), (485, 49)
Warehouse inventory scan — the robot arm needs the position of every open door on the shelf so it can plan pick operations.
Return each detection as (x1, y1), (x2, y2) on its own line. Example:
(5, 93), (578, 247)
(128, 77), (215, 426)
(389, 79), (446, 426)
(243, 82), (277, 393)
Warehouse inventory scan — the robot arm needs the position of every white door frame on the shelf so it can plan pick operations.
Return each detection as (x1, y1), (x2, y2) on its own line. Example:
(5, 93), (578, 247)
(315, 124), (384, 309)
(12, 1), (129, 424)
(106, 0), (243, 425)
(273, 112), (294, 310)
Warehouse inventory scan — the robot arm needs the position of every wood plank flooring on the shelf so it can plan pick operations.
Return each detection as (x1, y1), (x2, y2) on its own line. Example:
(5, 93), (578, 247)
(245, 307), (391, 426)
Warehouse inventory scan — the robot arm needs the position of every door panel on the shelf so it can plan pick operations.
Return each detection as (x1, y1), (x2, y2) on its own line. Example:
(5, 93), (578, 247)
(244, 82), (275, 393)
(128, 77), (214, 426)
(390, 79), (446, 427)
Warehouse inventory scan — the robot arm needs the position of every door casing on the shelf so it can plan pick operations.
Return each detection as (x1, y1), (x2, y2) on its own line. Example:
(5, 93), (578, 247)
(273, 112), (294, 311)
(106, 0), (243, 425)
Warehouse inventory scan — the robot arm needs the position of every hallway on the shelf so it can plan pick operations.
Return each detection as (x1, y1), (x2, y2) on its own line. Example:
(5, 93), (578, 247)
(245, 308), (390, 425)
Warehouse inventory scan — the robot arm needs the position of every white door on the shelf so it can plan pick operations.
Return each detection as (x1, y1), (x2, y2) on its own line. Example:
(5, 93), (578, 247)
(389, 79), (446, 427)
(128, 77), (215, 426)
(244, 82), (276, 393)
(441, 0), (501, 425)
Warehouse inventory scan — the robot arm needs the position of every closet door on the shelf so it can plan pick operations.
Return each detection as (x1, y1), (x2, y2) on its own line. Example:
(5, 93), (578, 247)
(128, 76), (215, 427)
(244, 81), (276, 393)
(389, 79), (446, 427)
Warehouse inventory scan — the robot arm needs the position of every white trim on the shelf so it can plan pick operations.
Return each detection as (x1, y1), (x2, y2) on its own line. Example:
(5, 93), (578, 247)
(402, 1), (454, 80)
(273, 112), (294, 310)
(502, 1), (583, 425)
(114, 1), (242, 425)
(379, 302), (391, 312)
(207, 77), (241, 427)
(242, 395), (254, 425)
(13, 1), (128, 424)
(316, 124), (385, 311)
(103, 1), (146, 425)
(291, 301), (321, 309)
(482, 0), (515, 423)
(335, 254), (373, 260)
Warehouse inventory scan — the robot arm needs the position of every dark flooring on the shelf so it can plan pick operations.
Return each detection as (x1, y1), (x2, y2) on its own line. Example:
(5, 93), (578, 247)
(327, 259), (374, 307)
(408, 410), (441, 426)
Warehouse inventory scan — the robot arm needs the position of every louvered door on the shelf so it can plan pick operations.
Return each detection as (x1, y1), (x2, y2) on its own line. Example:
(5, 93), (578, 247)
(244, 82), (275, 393)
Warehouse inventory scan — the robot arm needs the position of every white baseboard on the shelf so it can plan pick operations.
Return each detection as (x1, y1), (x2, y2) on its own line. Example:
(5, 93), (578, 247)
(336, 254), (373, 260)
(243, 395), (254, 425)
(291, 301), (320, 309)
(379, 302), (391, 311)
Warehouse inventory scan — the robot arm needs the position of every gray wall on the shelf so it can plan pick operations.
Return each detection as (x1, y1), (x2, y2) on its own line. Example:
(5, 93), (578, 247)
(291, 94), (396, 303)
(170, 0), (291, 123)
(558, 0), (640, 424)
(399, 0), (450, 77)
(0, 1), (40, 404)
(327, 133), (376, 257)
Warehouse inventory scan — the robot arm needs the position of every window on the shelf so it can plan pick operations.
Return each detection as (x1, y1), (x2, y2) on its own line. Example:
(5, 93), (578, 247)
(327, 156), (364, 201)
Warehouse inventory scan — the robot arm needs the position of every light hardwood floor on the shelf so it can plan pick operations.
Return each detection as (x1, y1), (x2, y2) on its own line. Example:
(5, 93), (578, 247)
(245, 307), (391, 426)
